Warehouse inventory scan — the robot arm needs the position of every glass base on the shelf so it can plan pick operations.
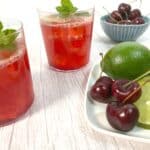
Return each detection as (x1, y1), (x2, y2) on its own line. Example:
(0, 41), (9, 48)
(47, 62), (91, 72)
(0, 95), (34, 127)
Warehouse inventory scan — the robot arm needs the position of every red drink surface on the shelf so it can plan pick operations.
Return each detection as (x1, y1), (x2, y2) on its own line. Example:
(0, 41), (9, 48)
(40, 15), (93, 70)
(0, 39), (34, 124)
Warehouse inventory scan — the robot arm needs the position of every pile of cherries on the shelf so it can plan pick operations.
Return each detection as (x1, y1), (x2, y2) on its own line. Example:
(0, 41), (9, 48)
(90, 76), (142, 132)
(107, 3), (145, 24)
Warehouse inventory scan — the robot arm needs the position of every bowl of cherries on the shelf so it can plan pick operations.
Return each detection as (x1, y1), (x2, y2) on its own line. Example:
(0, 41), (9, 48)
(100, 3), (150, 41)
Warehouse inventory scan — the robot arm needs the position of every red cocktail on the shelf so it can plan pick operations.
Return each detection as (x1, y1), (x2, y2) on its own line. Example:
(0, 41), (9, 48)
(0, 20), (34, 124)
(39, 9), (94, 70)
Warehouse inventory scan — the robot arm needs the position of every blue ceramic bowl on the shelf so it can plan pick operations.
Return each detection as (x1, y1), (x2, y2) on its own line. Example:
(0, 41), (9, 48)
(100, 15), (150, 42)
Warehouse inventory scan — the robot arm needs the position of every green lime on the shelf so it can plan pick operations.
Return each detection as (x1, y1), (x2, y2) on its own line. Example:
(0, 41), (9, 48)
(135, 76), (150, 129)
(101, 42), (150, 80)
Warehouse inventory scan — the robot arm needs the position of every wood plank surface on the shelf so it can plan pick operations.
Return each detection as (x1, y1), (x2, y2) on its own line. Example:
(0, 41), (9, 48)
(0, 0), (150, 149)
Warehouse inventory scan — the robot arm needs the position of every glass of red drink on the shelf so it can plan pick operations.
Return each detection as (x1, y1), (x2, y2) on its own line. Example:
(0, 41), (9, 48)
(38, 6), (94, 71)
(0, 19), (34, 125)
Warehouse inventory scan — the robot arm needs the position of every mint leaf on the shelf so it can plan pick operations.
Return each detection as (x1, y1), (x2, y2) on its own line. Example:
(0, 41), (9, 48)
(0, 22), (3, 31)
(3, 29), (16, 35)
(0, 22), (18, 50)
(3, 29), (18, 44)
(61, 0), (76, 9)
(56, 0), (78, 17)
(0, 42), (16, 51)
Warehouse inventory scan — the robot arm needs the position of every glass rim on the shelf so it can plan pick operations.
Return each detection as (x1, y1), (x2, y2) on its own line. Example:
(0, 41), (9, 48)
(0, 18), (23, 32)
(37, 7), (95, 14)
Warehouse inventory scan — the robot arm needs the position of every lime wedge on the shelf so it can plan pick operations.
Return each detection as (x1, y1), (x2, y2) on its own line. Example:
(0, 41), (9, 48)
(135, 76), (150, 129)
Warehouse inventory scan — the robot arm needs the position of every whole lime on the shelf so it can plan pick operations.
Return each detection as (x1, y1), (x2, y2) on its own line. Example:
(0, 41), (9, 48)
(101, 42), (150, 80)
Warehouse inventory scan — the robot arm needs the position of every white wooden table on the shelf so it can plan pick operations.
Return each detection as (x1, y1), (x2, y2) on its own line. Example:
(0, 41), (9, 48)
(0, 0), (150, 149)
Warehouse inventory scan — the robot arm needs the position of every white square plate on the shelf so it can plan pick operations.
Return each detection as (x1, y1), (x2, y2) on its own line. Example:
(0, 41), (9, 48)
(84, 63), (150, 143)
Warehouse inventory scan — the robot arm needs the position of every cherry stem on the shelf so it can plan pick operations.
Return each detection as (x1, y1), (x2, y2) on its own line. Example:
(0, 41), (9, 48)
(123, 79), (150, 104)
(124, 11), (128, 20)
(124, 70), (150, 88)
(102, 6), (118, 23)
(99, 52), (104, 77)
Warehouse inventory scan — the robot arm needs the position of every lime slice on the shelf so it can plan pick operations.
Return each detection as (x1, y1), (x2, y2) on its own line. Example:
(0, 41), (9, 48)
(135, 76), (150, 129)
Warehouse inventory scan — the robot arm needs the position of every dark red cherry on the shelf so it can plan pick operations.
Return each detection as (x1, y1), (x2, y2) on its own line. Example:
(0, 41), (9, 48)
(106, 102), (139, 131)
(132, 17), (145, 24)
(96, 76), (113, 85)
(111, 10), (123, 21)
(90, 76), (113, 103)
(118, 3), (131, 15)
(112, 80), (141, 104)
(129, 9), (141, 20)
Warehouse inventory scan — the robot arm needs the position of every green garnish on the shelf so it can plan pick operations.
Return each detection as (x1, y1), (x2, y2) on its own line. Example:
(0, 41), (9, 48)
(0, 22), (3, 31)
(56, 0), (78, 17)
(135, 76), (150, 129)
(0, 21), (18, 50)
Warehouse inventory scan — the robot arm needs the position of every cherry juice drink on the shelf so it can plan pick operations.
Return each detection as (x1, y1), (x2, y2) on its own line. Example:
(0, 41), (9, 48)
(0, 20), (34, 124)
(40, 10), (94, 70)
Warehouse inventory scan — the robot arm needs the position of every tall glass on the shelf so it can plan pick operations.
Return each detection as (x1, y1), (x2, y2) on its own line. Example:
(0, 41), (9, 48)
(38, 7), (94, 71)
(0, 19), (34, 125)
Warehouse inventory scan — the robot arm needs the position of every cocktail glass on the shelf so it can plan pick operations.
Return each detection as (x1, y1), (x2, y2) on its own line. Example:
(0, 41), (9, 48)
(38, 6), (94, 71)
(0, 19), (34, 125)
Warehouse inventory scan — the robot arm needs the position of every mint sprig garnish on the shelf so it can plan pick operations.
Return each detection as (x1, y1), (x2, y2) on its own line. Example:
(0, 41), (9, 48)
(56, 0), (78, 17)
(0, 22), (18, 51)
(0, 22), (3, 31)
